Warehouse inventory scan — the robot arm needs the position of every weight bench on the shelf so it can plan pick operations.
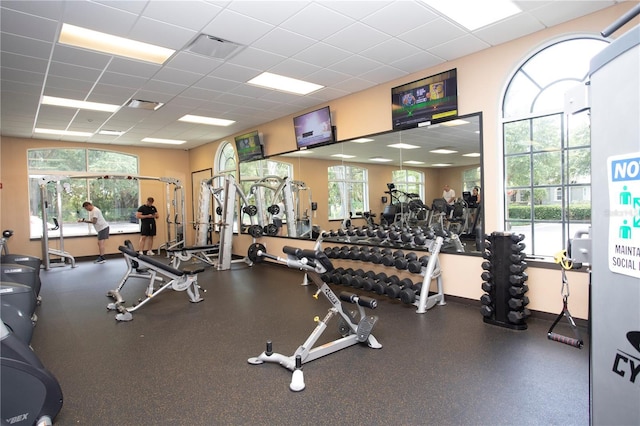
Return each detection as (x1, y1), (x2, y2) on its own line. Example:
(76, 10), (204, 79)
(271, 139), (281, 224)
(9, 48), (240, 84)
(107, 246), (204, 321)
(166, 244), (220, 268)
(247, 243), (382, 391)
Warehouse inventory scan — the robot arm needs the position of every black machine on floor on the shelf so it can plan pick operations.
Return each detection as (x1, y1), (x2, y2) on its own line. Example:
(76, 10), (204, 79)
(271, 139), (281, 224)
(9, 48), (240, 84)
(1, 322), (63, 425)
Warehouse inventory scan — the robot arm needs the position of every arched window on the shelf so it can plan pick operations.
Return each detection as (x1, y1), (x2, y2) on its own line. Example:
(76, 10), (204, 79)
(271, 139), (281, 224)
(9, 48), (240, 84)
(239, 159), (294, 198)
(27, 148), (139, 238)
(328, 164), (369, 220)
(392, 169), (424, 200)
(502, 37), (608, 256)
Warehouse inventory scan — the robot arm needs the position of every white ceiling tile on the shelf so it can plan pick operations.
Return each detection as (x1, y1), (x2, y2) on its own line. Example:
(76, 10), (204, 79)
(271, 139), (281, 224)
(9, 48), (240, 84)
(226, 1), (306, 25)
(512, 1), (554, 12)
(305, 86), (351, 102)
(128, 17), (198, 50)
(51, 45), (111, 70)
(279, 2), (354, 40)
(474, 14), (546, 46)
(48, 62), (102, 82)
(323, 22), (389, 54)
(139, 80), (188, 97)
(153, 67), (203, 86)
(2, 67), (45, 86)
(193, 75), (241, 92)
(252, 28), (316, 57)
(528, 1), (616, 27)
(305, 68), (352, 87)
(389, 51), (444, 75)
(362, 1), (439, 37)
(0, 8), (58, 42)
(99, 71), (148, 89)
(165, 52), (224, 75)
(398, 18), (466, 50)
(208, 62), (261, 83)
(42, 86), (87, 100)
(61, 1), (137, 37)
(106, 58), (161, 79)
(321, 1), (394, 20)
(45, 74), (94, 92)
(1, 1), (64, 20)
(268, 58), (322, 80)
(359, 65), (407, 84)
(1, 33), (53, 60)
(200, 8), (275, 46)
(0, 81), (42, 98)
(87, 86), (135, 105)
(293, 42), (352, 68)
(180, 86), (223, 101)
(331, 55), (383, 76)
(428, 35), (491, 61)
(361, 38), (423, 65)
(1, 52), (48, 74)
(141, 1), (222, 31)
(92, 0), (150, 15)
(228, 47), (287, 70)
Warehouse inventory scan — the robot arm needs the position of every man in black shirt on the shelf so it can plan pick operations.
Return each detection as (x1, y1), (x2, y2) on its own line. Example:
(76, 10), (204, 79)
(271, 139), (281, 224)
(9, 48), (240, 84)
(137, 197), (159, 255)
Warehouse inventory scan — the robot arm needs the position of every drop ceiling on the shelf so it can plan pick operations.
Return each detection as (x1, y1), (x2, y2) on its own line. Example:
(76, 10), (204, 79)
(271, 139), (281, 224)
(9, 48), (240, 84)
(0, 0), (620, 150)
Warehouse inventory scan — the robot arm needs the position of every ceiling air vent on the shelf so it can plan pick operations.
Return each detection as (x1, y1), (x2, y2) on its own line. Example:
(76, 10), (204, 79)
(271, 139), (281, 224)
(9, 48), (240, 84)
(186, 34), (245, 60)
(125, 99), (164, 111)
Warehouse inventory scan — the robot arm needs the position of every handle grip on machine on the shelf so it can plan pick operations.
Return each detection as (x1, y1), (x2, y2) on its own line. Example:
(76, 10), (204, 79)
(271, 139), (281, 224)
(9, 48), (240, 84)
(339, 292), (378, 309)
(547, 332), (584, 349)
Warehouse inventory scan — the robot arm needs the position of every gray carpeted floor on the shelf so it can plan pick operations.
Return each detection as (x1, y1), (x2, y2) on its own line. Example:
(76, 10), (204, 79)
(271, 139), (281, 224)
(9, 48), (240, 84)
(29, 256), (590, 425)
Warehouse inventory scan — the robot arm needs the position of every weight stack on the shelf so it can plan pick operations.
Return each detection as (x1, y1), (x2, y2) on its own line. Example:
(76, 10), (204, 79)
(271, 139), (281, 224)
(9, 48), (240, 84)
(479, 232), (530, 330)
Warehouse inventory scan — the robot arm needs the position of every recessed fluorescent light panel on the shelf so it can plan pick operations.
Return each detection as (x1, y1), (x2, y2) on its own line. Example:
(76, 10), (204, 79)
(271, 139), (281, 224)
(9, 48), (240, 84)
(331, 154), (356, 159)
(59, 24), (175, 64)
(247, 72), (324, 95)
(422, 0), (521, 31)
(432, 163), (452, 167)
(463, 152), (481, 157)
(179, 115), (235, 126)
(141, 137), (186, 145)
(41, 96), (119, 112)
(35, 128), (93, 137)
(388, 143), (420, 149)
(98, 130), (125, 136)
(430, 148), (458, 154)
(404, 160), (425, 165)
(351, 138), (375, 143)
(370, 157), (393, 162)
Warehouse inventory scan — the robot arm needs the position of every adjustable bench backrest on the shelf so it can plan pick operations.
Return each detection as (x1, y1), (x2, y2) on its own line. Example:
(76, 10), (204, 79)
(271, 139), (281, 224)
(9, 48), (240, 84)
(282, 246), (334, 272)
(118, 246), (185, 277)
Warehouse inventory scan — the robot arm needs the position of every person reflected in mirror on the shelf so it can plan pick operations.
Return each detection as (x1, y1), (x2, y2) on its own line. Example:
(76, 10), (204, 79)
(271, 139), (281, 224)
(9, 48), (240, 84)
(137, 197), (159, 255)
(79, 201), (109, 264)
(442, 184), (456, 216)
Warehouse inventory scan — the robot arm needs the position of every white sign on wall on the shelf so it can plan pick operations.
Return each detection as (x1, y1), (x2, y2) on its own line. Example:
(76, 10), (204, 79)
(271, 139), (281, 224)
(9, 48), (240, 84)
(608, 152), (640, 279)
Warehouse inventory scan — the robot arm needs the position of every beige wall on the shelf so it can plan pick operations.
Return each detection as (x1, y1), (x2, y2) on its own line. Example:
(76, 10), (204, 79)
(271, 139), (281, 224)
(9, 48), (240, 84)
(2, 4), (637, 319)
(0, 136), (189, 257)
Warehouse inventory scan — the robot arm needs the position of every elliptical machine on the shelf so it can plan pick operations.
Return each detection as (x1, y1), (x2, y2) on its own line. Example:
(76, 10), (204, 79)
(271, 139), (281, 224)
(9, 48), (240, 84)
(1, 322), (63, 425)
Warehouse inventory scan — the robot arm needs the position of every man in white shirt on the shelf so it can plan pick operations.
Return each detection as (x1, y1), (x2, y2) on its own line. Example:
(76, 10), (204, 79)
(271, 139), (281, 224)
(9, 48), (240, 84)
(79, 201), (110, 264)
(442, 184), (456, 215)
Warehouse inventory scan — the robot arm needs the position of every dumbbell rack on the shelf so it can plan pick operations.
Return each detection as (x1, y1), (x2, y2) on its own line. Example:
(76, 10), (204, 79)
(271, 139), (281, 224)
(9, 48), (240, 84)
(480, 232), (530, 330)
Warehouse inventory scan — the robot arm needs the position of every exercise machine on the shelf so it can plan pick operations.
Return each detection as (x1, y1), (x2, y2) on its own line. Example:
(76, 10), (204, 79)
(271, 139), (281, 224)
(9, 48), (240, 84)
(1, 322), (63, 425)
(39, 176), (76, 270)
(106, 246), (204, 321)
(247, 243), (382, 391)
(0, 282), (35, 344)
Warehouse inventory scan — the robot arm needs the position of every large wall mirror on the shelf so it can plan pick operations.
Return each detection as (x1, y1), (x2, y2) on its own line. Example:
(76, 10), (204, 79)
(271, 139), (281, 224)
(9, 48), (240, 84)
(239, 112), (483, 255)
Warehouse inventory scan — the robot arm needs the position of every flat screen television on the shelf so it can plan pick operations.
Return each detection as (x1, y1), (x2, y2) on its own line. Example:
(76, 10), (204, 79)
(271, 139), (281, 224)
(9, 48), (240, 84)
(234, 130), (264, 163)
(293, 106), (334, 149)
(391, 68), (458, 130)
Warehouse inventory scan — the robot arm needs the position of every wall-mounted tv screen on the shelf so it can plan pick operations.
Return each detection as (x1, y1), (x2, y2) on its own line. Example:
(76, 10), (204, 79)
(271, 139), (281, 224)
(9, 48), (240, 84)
(234, 130), (264, 163)
(293, 106), (334, 149)
(391, 68), (458, 130)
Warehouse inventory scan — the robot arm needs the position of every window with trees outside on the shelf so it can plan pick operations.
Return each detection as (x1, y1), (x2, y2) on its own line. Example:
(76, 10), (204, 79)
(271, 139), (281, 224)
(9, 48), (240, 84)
(212, 142), (238, 232)
(28, 148), (139, 238)
(328, 165), (368, 220)
(502, 37), (608, 257)
(392, 169), (424, 201)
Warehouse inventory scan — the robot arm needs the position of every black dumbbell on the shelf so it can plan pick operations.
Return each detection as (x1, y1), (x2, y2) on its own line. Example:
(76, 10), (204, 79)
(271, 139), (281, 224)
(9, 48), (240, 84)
(382, 250), (404, 267)
(511, 242), (526, 252)
(395, 252), (418, 270)
(510, 253), (526, 262)
(509, 262), (528, 274)
(340, 273), (356, 287)
(481, 282), (493, 293)
(481, 271), (492, 281)
(399, 282), (424, 304)
(324, 247), (335, 258)
(508, 296), (529, 310)
(358, 247), (371, 262)
(386, 278), (414, 299)
(509, 284), (529, 296)
(348, 246), (361, 260)
(407, 255), (429, 274)
(481, 261), (491, 271)
(372, 274), (400, 295)
(480, 293), (492, 305)
(480, 305), (493, 318)
(509, 273), (528, 285)
(507, 309), (531, 324)
(510, 233), (525, 242)
(360, 272), (386, 292)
